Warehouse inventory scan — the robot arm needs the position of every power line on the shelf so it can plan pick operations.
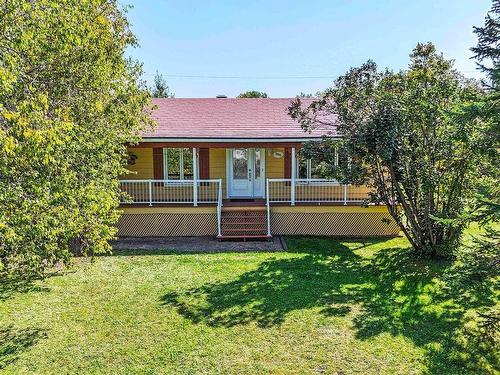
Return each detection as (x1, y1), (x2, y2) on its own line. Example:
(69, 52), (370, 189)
(143, 74), (338, 80)
(142, 70), (483, 80)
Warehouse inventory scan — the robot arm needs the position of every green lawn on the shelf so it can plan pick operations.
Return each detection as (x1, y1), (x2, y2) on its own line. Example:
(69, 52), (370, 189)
(1, 236), (498, 374)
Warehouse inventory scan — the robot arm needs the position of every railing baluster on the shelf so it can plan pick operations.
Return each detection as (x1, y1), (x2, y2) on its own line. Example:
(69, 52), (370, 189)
(120, 179), (362, 208)
(217, 179), (222, 237)
(119, 180), (217, 205)
(264, 179), (367, 205)
(148, 181), (152, 206)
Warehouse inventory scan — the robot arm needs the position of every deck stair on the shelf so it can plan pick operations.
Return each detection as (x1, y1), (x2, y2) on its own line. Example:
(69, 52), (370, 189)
(218, 205), (271, 241)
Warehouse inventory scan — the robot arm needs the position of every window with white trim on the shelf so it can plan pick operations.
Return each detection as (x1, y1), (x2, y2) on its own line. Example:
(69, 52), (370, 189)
(296, 147), (339, 179)
(163, 148), (195, 180)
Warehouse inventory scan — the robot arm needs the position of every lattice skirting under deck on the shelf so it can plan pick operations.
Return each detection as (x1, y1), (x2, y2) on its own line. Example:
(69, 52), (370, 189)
(117, 211), (399, 237)
(270, 212), (400, 237)
(118, 213), (218, 237)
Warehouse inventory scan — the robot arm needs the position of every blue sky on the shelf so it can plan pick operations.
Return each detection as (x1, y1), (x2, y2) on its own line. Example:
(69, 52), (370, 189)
(121, 0), (491, 98)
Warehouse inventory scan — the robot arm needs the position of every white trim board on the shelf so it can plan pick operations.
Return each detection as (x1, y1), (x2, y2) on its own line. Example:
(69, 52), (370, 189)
(140, 137), (336, 143)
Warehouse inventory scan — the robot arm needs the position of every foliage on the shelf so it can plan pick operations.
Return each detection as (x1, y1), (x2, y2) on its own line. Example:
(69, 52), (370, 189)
(297, 92), (314, 98)
(454, 179), (500, 285)
(471, 0), (500, 189)
(425, 1), (500, 342)
(297, 91), (323, 98)
(445, 223), (500, 351)
(237, 90), (268, 98)
(290, 43), (489, 258)
(472, 0), (500, 262)
(470, 0), (500, 183)
(0, 0), (153, 275)
(472, 0), (500, 92)
(448, 0), (500, 344)
(151, 70), (174, 98)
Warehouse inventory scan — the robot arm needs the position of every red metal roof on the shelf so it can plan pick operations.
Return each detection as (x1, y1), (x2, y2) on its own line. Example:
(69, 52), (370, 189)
(143, 98), (335, 139)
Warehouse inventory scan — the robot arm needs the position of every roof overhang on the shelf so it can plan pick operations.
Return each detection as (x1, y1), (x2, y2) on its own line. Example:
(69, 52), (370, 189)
(139, 137), (337, 143)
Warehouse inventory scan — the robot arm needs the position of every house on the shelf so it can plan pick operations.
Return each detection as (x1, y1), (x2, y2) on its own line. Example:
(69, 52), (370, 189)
(118, 97), (399, 239)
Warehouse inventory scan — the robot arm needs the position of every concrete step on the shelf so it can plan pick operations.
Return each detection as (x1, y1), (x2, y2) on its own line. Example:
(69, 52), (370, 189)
(217, 234), (272, 241)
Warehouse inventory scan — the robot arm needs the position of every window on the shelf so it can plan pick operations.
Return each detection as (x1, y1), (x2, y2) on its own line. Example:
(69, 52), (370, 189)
(310, 159), (328, 179)
(296, 147), (340, 180)
(297, 156), (309, 179)
(163, 148), (195, 180)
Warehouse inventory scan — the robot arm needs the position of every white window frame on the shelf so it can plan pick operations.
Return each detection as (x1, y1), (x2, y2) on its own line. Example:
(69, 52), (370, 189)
(163, 147), (197, 181)
(296, 147), (339, 182)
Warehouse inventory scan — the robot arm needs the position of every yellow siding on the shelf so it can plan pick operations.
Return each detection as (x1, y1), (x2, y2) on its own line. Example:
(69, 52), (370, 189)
(271, 205), (388, 213)
(265, 147), (284, 178)
(120, 204), (386, 215)
(292, 185), (373, 201)
(121, 146), (372, 199)
(208, 147), (286, 180)
(123, 147), (153, 179)
(209, 148), (227, 197)
(209, 147), (285, 198)
(348, 185), (372, 200)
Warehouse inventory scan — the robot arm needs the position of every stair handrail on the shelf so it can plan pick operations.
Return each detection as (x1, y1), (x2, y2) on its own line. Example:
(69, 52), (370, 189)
(217, 179), (223, 237)
(266, 178), (271, 236)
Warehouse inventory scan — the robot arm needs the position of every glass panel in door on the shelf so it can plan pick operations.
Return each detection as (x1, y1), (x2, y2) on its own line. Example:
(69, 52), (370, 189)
(231, 149), (252, 196)
(253, 149), (263, 197)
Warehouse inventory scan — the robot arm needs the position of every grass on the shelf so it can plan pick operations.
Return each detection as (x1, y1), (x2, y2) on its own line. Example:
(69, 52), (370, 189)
(0, 236), (498, 374)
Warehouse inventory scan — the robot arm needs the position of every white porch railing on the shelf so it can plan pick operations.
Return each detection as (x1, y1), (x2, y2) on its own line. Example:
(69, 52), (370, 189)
(119, 179), (222, 206)
(120, 179), (223, 237)
(266, 178), (370, 205)
(265, 178), (371, 236)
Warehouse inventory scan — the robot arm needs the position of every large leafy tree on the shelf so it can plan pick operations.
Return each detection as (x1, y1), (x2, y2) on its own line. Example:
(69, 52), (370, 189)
(290, 43), (488, 258)
(0, 0), (153, 274)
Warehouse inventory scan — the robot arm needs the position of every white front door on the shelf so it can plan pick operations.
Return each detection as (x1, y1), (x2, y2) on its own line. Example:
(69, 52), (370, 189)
(227, 148), (265, 198)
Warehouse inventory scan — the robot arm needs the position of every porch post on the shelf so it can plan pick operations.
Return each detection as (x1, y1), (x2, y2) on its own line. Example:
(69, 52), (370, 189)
(193, 147), (198, 206)
(291, 147), (296, 205)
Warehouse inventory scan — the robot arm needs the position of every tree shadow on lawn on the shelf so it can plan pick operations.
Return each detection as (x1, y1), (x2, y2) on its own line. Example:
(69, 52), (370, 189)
(0, 275), (51, 303)
(0, 276), (52, 369)
(161, 237), (498, 374)
(0, 325), (47, 369)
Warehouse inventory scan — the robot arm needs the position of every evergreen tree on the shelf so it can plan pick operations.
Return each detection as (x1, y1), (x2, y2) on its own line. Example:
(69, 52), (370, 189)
(151, 71), (174, 98)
